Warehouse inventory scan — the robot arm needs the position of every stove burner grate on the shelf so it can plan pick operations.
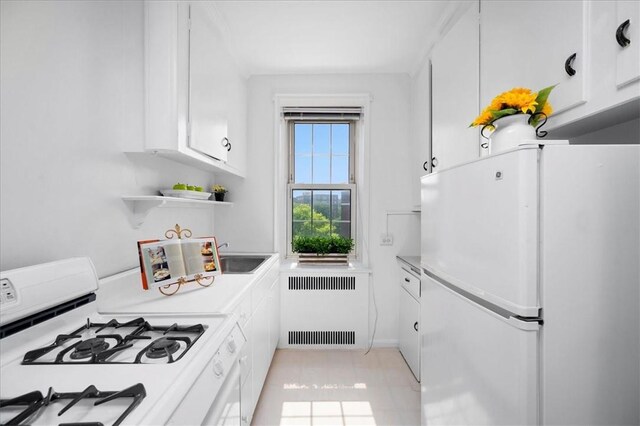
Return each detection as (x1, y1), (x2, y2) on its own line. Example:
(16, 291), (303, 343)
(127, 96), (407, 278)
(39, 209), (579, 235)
(0, 383), (146, 426)
(20, 317), (205, 365)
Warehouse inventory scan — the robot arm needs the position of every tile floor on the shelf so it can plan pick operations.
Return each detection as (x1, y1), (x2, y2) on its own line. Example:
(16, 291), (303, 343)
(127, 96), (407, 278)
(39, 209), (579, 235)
(251, 348), (421, 426)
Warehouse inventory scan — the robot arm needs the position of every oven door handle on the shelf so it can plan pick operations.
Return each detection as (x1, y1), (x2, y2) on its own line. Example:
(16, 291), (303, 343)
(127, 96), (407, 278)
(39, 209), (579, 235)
(201, 361), (241, 425)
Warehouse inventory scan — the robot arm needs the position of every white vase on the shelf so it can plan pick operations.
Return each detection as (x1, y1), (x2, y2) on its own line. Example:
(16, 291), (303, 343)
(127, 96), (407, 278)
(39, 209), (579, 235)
(488, 114), (537, 154)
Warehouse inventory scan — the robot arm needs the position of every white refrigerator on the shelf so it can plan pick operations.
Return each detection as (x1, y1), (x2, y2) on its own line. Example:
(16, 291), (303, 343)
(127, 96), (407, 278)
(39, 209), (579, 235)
(420, 143), (639, 425)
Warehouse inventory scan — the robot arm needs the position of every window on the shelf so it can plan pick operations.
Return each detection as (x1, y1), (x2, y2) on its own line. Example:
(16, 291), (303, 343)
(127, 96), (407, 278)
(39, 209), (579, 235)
(287, 117), (357, 255)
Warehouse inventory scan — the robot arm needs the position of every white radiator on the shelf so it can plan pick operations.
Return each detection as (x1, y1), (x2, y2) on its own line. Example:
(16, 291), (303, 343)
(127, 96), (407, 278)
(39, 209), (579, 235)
(280, 271), (370, 349)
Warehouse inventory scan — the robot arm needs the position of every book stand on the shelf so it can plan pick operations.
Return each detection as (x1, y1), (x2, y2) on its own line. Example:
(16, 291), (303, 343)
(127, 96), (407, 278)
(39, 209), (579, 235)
(157, 224), (215, 296)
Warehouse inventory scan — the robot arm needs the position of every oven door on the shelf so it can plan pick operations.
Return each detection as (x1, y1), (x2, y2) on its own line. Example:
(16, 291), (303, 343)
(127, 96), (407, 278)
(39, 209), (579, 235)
(167, 360), (241, 426)
(203, 362), (241, 426)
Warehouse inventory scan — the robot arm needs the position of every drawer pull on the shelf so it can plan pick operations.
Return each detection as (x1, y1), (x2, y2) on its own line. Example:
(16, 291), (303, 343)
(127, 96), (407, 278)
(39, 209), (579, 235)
(413, 321), (419, 332)
(404, 278), (410, 283)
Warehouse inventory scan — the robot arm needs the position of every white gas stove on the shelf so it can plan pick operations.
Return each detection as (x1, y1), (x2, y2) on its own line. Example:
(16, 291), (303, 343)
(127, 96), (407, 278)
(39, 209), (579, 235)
(0, 258), (245, 425)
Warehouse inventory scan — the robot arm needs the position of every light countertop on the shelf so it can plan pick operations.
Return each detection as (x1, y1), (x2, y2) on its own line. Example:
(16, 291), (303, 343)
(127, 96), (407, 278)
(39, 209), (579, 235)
(396, 255), (421, 274)
(96, 253), (279, 315)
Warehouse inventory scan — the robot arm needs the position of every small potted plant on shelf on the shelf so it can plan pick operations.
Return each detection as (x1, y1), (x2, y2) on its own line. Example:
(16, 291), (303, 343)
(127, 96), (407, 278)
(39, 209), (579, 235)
(212, 185), (228, 202)
(292, 235), (354, 265)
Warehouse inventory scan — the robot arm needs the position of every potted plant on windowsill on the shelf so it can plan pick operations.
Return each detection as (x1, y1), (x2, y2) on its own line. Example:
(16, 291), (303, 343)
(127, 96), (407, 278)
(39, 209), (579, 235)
(212, 185), (228, 202)
(292, 235), (354, 265)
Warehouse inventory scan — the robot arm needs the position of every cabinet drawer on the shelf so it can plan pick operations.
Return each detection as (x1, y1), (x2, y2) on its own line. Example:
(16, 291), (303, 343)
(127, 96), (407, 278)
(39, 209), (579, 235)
(400, 268), (420, 300)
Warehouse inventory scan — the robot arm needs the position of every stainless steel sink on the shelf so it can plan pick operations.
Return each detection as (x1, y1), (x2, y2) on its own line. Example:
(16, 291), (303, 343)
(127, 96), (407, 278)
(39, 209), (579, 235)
(219, 255), (269, 274)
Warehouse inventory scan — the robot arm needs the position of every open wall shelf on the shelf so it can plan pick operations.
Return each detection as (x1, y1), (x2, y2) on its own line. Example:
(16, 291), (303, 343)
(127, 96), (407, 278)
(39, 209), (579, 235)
(122, 195), (232, 228)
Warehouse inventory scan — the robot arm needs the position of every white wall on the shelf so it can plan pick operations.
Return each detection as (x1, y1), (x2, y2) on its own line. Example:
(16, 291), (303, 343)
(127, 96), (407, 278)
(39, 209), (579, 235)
(215, 74), (420, 345)
(0, 1), (215, 278)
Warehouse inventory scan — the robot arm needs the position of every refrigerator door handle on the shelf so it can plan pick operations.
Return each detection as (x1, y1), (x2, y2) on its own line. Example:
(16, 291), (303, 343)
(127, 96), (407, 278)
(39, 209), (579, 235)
(424, 268), (542, 331)
(508, 316), (542, 331)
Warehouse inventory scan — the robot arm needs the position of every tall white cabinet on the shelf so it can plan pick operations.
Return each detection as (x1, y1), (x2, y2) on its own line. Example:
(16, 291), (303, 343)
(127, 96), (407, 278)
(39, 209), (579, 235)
(430, 2), (480, 171)
(189, 3), (230, 163)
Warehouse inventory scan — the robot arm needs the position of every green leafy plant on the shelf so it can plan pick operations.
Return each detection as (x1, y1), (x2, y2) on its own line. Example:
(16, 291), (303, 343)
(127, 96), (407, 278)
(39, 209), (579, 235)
(292, 235), (354, 255)
(212, 184), (227, 194)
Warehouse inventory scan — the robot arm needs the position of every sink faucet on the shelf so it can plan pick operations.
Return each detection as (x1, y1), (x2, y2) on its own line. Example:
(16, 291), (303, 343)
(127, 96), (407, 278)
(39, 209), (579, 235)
(217, 242), (229, 250)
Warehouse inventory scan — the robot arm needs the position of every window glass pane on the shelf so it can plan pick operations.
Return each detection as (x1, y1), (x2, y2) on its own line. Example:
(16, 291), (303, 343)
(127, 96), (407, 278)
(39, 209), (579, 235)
(331, 190), (351, 221)
(292, 190), (312, 238)
(331, 155), (349, 184)
(331, 124), (349, 155)
(312, 156), (330, 184)
(294, 155), (312, 183)
(332, 220), (351, 239)
(313, 220), (331, 236)
(312, 190), (331, 223)
(313, 124), (330, 154)
(295, 124), (312, 154)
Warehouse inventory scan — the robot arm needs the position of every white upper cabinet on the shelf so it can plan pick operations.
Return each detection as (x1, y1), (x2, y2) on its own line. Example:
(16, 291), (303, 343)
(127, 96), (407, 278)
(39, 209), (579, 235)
(188, 3), (229, 163)
(144, 1), (246, 177)
(480, 1), (587, 116)
(615, 1), (640, 89)
(431, 2), (480, 171)
(478, 0), (638, 134)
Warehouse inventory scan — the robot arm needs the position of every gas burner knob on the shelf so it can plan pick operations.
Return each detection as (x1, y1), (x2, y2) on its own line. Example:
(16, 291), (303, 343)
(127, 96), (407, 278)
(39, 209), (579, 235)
(213, 359), (224, 377)
(226, 336), (237, 353)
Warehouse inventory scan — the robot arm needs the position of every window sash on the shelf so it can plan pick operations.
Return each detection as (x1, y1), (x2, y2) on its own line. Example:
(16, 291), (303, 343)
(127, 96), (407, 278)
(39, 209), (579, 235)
(287, 184), (357, 257)
(288, 121), (356, 185)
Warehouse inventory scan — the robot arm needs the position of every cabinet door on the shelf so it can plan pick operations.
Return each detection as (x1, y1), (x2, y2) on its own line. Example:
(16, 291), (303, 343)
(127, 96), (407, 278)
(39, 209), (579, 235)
(268, 278), (280, 357)
(251, 296), (270, 408)
(188, 2), (228, 162)
(399, 288), (420, 381)
(431, 2), (480, 171)
(616, 0), (640, 88)
(240, 370), (253, 426)
(481, 1), (587, 116)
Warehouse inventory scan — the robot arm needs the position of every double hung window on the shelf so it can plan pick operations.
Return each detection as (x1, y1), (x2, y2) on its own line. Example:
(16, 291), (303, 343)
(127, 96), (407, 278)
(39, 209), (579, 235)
(286, 108), (358, 255)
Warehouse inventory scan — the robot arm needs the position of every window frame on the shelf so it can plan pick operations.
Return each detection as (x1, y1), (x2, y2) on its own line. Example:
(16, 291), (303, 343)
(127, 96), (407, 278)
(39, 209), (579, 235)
(286, 120), (357, 257)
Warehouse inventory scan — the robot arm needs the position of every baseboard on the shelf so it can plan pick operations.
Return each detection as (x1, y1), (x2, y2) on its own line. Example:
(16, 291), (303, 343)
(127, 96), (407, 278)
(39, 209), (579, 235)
(372, 339), (398, 348)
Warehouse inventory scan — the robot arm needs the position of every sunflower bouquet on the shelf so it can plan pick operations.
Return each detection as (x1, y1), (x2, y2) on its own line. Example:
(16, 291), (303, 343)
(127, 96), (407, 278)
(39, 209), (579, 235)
(470, 85), (555, 131)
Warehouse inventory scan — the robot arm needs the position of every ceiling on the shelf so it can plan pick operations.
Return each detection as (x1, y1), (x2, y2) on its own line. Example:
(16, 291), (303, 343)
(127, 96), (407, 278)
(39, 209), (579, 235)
(211, 1), (452, 76)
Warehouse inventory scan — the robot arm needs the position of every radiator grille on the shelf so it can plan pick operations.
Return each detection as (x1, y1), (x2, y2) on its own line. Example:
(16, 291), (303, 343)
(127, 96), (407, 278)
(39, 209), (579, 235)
(288, 276), (355, 290)
(288, 331), (355, 345)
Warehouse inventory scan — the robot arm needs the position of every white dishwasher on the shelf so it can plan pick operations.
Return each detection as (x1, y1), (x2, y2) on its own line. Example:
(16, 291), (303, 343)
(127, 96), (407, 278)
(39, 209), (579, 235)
(397, 257), (421, 381)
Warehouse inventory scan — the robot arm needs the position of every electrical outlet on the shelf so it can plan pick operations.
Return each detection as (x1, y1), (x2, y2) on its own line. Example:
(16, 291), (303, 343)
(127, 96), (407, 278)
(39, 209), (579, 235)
(380, 233), (393, 246)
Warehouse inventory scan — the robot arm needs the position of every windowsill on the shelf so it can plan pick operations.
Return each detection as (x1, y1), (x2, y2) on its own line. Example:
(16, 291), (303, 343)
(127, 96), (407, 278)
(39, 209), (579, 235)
(280, 258), (371, 273)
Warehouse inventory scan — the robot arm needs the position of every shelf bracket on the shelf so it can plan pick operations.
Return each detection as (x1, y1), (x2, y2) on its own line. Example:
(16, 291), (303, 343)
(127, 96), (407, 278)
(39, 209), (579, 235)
(122, 198), (166, 229)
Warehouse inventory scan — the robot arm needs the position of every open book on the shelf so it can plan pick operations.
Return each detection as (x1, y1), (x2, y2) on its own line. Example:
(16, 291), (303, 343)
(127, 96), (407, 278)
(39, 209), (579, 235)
(137, 237), (222, 290)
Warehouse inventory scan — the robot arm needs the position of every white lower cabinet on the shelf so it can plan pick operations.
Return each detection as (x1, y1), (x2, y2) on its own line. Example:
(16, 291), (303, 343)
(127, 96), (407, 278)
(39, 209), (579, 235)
(240, 373), (252, 426)
(251, 295), (270, 411)
(399, 287), (420, 381)
(268, 278), (280, 358)
(398, 265), (421, 381)
(235, 261), (280, 425)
